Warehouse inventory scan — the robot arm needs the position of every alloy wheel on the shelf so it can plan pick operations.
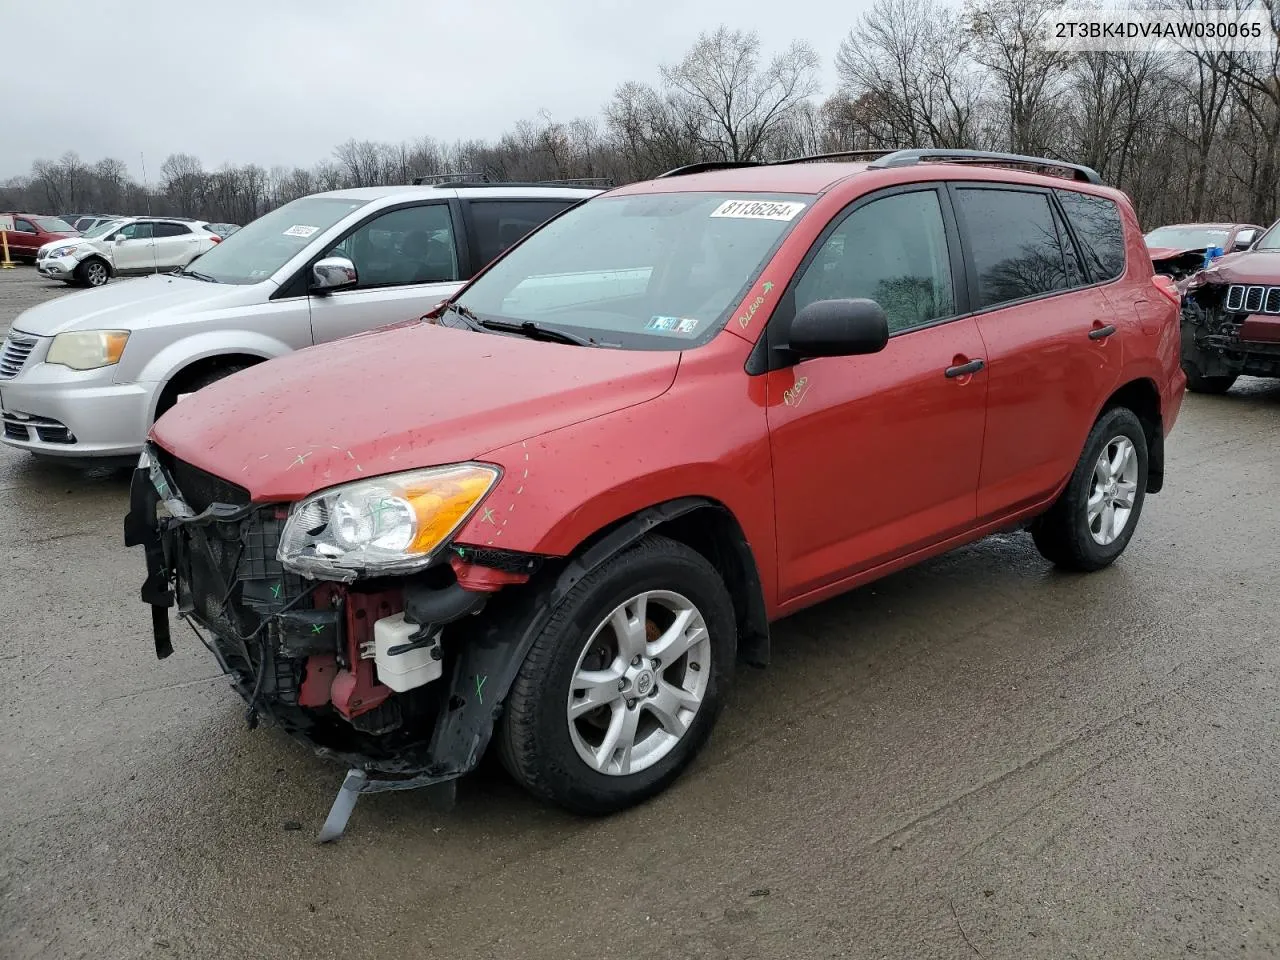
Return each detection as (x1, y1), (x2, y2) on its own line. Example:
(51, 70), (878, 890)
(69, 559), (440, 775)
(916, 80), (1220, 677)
(1088, 435), (1138, 545)
(566, 589), (712, 776)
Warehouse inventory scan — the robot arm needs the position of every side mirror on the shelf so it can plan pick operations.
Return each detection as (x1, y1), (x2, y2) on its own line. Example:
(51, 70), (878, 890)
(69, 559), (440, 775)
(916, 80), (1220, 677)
(312, 256), (358, 292)
(1233, 230), (1257, 251)
(114, 235), (125, 244)
(786, 298), (889, 359)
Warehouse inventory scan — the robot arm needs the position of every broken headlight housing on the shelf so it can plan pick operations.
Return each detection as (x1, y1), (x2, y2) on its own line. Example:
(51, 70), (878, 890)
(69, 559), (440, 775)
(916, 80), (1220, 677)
(277, 463), (500, 581)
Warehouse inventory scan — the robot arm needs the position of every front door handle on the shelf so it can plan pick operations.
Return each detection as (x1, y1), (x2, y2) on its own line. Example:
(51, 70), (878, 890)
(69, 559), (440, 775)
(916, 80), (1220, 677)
(1089, 324), (1117, 340)
(945, 358), (985, 378)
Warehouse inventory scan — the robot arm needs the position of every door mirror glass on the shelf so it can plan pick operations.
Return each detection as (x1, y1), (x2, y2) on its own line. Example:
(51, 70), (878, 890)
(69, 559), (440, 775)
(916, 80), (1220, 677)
(312, 256), (358, 292)
(787, 299), (889, 359)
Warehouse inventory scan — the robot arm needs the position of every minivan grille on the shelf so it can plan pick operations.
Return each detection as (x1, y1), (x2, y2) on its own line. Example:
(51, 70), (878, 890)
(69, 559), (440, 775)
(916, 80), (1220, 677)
(0, 333), (37, 380)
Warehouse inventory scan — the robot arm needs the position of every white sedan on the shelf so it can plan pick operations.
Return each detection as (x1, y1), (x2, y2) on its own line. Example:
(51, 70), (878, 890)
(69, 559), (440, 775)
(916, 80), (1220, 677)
(35, 217), (223, 287)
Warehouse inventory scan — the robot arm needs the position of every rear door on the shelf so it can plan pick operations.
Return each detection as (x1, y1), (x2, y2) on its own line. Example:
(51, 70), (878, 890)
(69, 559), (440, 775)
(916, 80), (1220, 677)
(461, 198), (579, 272)
(151, 221), (199, 267)
(307, 201), (463, 344)
(766, 185), (989, 601)
(951, 185), (1125, 519)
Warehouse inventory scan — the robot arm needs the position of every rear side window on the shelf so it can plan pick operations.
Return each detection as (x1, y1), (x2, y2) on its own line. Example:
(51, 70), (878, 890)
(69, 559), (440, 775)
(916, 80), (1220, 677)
(153, 222), (191, 237)
(1056, 190), (1126, 281)
(467, 199), (576, 268)
(954, 188), (1072, 309)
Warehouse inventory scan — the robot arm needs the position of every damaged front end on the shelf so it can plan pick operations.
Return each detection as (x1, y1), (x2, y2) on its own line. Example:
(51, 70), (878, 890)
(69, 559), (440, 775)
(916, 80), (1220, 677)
(123, 444), (546, 841)
(1182, 272), (1280, 381)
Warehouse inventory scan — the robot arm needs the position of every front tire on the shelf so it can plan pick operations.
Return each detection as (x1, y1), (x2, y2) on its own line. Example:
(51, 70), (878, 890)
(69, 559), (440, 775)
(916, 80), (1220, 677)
(1031, 407), (1149, 572)
(76, 257), (111, 288)
(499, 535), (736, 815)
(1184, 368), (1237, 394)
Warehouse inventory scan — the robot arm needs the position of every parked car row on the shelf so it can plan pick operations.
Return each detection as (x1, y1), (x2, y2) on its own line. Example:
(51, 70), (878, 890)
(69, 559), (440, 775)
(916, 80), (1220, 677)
(35, 217), (225, 287)
(84, 150), (1185, 839)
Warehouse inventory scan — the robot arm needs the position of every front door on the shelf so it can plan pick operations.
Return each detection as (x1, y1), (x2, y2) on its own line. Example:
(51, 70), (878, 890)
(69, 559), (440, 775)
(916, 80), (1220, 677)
(307, 202), (464, 344)
(111, 221), (157, 273)
(765, 186), (989, 602)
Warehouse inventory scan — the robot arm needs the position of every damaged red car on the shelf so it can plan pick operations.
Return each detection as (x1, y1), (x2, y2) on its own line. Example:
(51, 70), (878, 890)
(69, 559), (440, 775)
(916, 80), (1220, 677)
(1145, 221), (1262, 281)
(1179, 220), (1280, 393)
(126, 150), (1186, 839)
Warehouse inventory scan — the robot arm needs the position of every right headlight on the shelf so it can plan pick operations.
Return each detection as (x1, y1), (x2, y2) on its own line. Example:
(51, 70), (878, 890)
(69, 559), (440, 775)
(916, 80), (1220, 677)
(277, 463), (501, 581)
(49, 244), (79, 259)
(45, 330), (130, 370)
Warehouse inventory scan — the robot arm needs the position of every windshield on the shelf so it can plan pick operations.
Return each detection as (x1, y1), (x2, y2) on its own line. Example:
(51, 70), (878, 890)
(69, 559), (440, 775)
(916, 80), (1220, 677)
(180, 196), (366, 284)
(35, 216), (76, 233)
(1144, 226), (1230, 250)
(81, 219), (124, 239)
(453, 192), (812, 348)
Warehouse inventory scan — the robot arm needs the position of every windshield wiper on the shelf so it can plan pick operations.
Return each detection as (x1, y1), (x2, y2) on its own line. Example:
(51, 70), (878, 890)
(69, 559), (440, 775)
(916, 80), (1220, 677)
(478, 318), (595, 347)
(179, 268), (218, 283)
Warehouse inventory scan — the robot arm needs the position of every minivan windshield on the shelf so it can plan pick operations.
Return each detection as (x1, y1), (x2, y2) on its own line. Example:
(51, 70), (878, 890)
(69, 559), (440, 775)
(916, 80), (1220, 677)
(35, 217), (76, 233)
(453, 192), (813, 348)
(179, 196), (366, 285)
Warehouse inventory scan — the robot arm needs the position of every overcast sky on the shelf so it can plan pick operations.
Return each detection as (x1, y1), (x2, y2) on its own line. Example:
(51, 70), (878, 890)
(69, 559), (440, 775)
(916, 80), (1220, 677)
(3, 0), (868, 181)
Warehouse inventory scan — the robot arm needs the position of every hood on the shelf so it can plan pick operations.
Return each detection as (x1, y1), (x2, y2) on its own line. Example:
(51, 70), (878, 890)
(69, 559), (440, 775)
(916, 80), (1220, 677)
(150, 321), (682, 501)
(10, 273), (268, 337)
(1184, 248), (1280, 291)
(1148, 245), (1206, 261)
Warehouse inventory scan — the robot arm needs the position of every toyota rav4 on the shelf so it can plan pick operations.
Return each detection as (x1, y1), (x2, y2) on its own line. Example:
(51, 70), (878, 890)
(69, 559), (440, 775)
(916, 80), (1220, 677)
(126, 150), (1186, 839)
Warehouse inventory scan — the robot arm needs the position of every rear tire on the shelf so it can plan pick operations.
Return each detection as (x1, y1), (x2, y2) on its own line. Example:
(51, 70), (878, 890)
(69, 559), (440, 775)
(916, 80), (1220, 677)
(1031, 407), (1149, 572)
(1183, 368), (1237, 394)
(499, 535), (736, 815)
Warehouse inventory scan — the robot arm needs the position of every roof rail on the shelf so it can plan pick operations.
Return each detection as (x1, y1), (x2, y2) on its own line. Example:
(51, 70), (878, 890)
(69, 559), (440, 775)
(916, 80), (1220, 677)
(656, 160), (761, 178)
(868, 149), (1104, 184)
(413, 171), (491, 185)
(773, 149), (897, 165)
(410, 173), (613, 189)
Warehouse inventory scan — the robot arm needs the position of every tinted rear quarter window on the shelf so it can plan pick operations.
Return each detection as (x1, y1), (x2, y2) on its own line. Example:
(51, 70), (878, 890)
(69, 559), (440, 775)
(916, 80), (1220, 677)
(468, 199), (576, 268)
(153, 222), (191, 237)
(954, 188), (1072, 309)
(1056, 190), (1126, 281)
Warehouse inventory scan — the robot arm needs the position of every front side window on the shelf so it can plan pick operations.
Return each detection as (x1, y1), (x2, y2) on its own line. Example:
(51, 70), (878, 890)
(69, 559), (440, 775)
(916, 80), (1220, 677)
(180, 195), (367, 284)
(454, 192), (812, 349)
(14, 219), (36, 234)
(793, 190), (955, 335)
(1058, 190), (1126, 281)
(326, 204), (457, 289)
(118, 222), (154, 240)
(955, 188), (1072, 309)
(468, 199), (577, 267)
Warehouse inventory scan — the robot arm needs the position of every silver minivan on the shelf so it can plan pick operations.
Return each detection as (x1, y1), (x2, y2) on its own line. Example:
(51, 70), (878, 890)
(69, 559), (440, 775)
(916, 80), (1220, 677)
(0, 183), (598, 459)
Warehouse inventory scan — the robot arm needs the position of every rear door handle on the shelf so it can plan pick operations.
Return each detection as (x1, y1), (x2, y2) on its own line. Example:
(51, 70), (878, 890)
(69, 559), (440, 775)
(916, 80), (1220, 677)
(945, 358), (985, 378)
(1089, 324), (1117, 340)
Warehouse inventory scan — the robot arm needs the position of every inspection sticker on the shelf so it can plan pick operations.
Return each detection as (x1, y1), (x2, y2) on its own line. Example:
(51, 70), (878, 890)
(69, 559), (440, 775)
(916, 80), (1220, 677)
(283, 224), (320, 238)
(710, 200), (806, 221)
(647, 315), (699, 336)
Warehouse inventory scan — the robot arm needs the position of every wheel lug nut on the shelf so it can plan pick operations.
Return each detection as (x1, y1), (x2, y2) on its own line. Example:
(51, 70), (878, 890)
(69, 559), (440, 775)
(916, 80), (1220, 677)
(631, 656), (642, 666)
(652, 658), (661, 668)
(617, 678), (627, 691)
(627, 698), (637, 709)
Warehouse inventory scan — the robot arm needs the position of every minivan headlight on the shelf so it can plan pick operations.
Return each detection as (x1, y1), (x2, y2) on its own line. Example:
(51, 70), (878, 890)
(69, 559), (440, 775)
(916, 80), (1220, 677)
(277, 464), (500, 580)
(46, 330), (130, 370)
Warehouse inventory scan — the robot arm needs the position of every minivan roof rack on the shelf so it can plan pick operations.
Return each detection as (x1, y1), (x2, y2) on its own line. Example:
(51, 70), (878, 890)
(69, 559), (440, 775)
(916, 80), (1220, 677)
(410, 173), (614, 189)
(868, 149), (1104, 184)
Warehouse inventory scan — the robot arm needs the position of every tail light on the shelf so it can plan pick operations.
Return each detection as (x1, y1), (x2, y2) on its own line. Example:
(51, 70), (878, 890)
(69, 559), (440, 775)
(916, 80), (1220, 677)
(1151, 274), (1181, 306)
(208, 234), (221, 244)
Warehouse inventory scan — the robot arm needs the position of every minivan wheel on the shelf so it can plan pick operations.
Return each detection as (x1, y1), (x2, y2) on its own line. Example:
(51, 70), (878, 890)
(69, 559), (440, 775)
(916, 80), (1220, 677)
(78, 258), (110, 287)
(499, 535), (736, 814)
(1031, 406), (1149, 572)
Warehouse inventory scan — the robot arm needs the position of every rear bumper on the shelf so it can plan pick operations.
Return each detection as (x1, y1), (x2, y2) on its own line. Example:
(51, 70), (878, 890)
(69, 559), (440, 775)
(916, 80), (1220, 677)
(0, 361), (154, 457)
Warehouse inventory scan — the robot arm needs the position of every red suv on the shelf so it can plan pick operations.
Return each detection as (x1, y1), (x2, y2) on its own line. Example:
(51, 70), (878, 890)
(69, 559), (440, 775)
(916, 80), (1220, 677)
(127, 150), (1186, 838)
(1, 212), (78, 261)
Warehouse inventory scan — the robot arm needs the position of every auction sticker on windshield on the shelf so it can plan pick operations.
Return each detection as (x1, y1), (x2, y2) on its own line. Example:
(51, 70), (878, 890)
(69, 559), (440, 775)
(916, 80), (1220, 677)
(283, 225), (320, 238)
(710, 200), (806, 221)
(647, 316), (699, 335)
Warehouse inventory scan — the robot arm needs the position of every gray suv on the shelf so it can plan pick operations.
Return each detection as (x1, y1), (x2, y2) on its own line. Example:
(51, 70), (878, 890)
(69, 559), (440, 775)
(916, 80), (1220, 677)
(0, 182), (599, 459)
